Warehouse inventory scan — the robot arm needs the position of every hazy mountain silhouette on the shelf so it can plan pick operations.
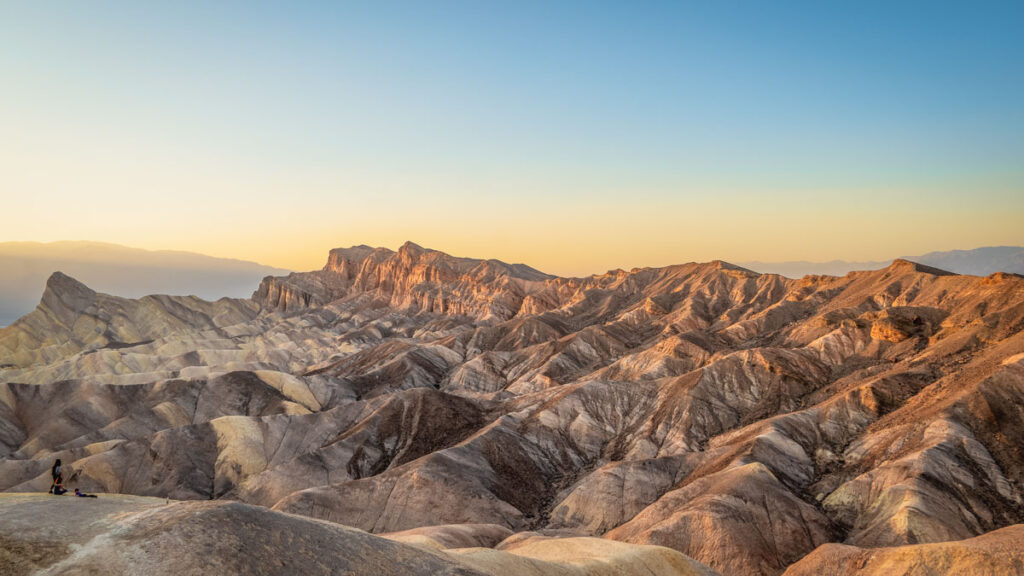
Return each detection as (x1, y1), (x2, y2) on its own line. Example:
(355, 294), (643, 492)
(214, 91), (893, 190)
(0, 241), (289, 326)
(741, 245), (1024, 278)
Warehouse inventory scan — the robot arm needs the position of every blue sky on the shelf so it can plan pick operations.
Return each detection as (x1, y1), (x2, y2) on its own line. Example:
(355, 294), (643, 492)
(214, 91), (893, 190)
(1, 1), (1021, 274)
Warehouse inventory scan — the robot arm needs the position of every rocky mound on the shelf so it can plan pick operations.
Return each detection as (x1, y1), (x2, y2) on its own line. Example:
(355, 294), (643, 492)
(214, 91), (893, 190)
(783, 524), (1024, 575)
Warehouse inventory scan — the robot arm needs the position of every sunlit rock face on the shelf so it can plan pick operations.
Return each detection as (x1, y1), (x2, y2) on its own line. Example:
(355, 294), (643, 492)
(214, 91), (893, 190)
(3, 244), (1024, 575)
(255, 242), (554, 321)
(782, 524), (1024, 576)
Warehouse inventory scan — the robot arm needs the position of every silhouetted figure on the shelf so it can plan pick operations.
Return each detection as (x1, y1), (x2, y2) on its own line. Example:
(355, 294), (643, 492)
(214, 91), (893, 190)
(49, 459), (63, 495)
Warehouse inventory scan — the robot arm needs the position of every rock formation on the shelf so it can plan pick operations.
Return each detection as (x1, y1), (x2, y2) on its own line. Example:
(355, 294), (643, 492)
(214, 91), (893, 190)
(3, 242), (1024, 575)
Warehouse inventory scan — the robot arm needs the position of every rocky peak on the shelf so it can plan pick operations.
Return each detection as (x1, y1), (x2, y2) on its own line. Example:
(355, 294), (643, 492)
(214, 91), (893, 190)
(708, 259), (752, 272)
(397, 240), (427, 259)
(887, 258), (955, 276)
(39, 272), (98, 326)
(325, 245), (388, 276)
(44, 271), (96, 299)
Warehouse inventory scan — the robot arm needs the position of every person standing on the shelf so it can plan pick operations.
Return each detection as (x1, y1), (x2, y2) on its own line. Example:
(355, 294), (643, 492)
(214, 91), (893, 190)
(50, 459), (63, 495)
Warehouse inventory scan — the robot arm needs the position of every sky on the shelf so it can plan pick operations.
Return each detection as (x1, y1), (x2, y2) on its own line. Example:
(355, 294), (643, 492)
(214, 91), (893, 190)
(1, 1), (1022, 276)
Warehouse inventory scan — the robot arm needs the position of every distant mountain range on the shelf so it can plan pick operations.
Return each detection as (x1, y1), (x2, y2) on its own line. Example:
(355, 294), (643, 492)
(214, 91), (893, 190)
(0, 241), (290, 326)
(2, 242), (1021, 327)
(740, 246), (1024, 278)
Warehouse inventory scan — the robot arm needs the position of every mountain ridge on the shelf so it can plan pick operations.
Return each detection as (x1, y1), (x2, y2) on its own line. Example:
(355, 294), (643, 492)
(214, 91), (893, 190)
(740, 245), (1024, 278)
(0, 241), (289, 327)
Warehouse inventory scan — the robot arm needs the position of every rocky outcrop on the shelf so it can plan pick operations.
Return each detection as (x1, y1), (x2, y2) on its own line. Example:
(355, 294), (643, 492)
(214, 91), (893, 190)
(607, 463), (834, 575)
(254, 242), (553, 320)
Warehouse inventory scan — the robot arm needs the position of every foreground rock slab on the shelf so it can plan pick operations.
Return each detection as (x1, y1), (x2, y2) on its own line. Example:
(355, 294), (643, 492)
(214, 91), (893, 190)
(0, 493), (717, 576)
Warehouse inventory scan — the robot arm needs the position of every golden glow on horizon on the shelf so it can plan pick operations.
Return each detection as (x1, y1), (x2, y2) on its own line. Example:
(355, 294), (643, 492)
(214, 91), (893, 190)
(5, 184), (1021, 277)
(2, 135), (1020, 276)
(3, 136), (1021, 276)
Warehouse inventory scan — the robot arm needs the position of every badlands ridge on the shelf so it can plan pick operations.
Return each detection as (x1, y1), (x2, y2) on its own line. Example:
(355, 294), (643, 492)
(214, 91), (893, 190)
(2, 242), (1024, 575)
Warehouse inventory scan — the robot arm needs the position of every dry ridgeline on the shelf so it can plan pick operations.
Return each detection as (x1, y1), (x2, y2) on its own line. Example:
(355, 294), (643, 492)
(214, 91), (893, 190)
(2, 242), (1024, 575)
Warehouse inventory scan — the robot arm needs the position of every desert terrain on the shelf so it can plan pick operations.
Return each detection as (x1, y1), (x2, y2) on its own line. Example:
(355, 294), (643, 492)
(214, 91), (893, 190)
(3, 242), (1024, 575)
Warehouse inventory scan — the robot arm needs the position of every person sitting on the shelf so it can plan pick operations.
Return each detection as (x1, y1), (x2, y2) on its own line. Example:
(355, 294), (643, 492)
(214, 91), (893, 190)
(73, 488), (97, 498)
(51, 476), (67, 495)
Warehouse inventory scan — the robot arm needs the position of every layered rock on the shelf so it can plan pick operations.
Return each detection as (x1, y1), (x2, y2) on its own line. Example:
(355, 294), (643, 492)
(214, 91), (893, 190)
(255, 242), (553, 321)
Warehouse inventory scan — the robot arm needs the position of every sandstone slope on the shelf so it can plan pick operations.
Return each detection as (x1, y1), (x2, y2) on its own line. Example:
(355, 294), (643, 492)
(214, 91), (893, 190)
(783, 524), (1024, 576)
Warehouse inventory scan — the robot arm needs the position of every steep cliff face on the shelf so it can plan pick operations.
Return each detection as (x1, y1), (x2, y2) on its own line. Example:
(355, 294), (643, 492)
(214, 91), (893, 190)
(5, 244), (1024, 576)
(254, 242), (554, 320)
(253, 270), (349, 312)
